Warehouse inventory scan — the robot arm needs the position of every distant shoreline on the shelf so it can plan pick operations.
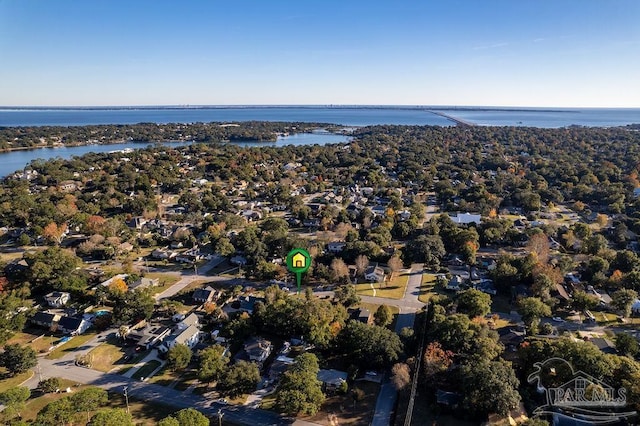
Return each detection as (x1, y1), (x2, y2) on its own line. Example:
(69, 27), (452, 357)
(0, 105), (603, 114)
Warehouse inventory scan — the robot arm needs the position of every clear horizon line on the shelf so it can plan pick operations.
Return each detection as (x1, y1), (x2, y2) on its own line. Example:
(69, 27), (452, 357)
(1, 104), (639, 110)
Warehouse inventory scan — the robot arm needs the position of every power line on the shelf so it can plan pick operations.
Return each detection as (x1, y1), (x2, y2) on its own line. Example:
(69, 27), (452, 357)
(404, 306), (428, 426)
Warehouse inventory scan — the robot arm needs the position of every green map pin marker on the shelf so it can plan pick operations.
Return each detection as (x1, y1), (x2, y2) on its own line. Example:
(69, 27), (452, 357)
(286, 248), (311, 294)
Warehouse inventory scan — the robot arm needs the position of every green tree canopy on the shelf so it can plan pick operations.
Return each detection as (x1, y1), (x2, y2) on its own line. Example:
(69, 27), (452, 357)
(615, 333), (639, 358)
(338, 320), (403, 368)
(218, 360), (261, 397)
(461, 360), (521, 417)
(34, 396), (74, 426)
(71, 387), (109, 423)
(275, 353), (325, 416)
(456, 288), (491, 318)
(173, 408), (209, 426)
(612, 289), (638, 317)
(167, 344), (192, 371)
(197, 344), (229, 383)
(0, 343), (36, 376)
(517, 297), (551, 334)
(334, 284), (360, 307)
(373, 304), (393, 327)
(88, 408), (134, 426)
(0, 386), (30, 420)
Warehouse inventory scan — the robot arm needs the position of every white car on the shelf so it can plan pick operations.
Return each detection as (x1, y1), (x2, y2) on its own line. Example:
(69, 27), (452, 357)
(552, 317), (565, 323)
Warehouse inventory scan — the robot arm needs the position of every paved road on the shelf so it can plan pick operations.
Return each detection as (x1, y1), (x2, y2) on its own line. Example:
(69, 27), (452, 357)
(24, 353), (290, 426)
(153, 255), (226, 300)
(371, 264), (425, 426)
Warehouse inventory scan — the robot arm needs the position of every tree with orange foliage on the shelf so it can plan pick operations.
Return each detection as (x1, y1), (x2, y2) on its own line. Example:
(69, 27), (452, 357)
(42, 222), (67, 244)
(203, 301), (217, 315)
(86, 215), (106, 234)
(526, 233), (550, 264)
(423, 342), (454, 379)
(108, 277), (128, 295)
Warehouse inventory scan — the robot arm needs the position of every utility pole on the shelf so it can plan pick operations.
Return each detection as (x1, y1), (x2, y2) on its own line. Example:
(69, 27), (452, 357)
(37, 363), (42, 382)
(123, 386), (130, 414)
(217, 408), (224, 426)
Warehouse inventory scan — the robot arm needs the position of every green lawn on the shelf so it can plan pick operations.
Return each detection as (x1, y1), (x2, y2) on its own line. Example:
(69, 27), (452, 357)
(355, 272), (409, 299)
(0, 369), (32, 393)
(20, 380), (84, 422)
(173, 369), (199, 391)
(143, 272), (181, 295)
(86, 338), (147, 373)
(45, 332), (98, 360)
(147, 364), (179, 386)
(418, 273), (439, 303)
(6, 331), (57, 354)
(175, 280), (210, 296)
(260, 393), (277, 410)
(20, 386), (176, 426)
(596, 312), (619, 325)
(131, 360), (162, 381)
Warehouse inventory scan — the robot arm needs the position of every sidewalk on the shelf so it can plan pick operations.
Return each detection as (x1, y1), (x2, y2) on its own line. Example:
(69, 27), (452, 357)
(122, 348), (165, 379)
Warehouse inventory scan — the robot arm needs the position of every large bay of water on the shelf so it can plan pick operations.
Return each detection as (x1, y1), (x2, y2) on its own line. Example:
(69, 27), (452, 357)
(0, 107), (452, 127)
(435, 107), (640, 128)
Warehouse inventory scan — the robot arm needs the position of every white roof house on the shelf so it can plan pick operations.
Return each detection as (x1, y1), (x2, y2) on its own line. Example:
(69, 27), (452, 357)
(450, 213), (482, 225)
(159, 325), (201, 352)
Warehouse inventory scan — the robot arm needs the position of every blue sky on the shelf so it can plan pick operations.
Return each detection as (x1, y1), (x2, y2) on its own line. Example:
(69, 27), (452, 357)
(0, 0), (638, 107)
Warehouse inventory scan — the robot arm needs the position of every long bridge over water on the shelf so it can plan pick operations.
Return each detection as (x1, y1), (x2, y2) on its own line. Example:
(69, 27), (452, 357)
(426, 110), (476, 126)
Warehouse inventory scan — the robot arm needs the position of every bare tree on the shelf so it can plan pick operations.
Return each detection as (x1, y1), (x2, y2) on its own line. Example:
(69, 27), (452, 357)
(355, 255), (369, 277)
(330, 258), (349, 281)
(391, 363), (411, 390)
(388, 256), (404, 280)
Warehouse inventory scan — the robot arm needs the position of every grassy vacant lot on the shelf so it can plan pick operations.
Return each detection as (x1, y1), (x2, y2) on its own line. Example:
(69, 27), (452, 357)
(6, 331), (57, 354)
(131, 360), (162, 381)
(146, 364), (197, 389)
(86, 337), (146, 373)
(19, 379), (81, 422)
(418, 273), (440, 303)
(46, 332), (98, 360)
(300, 381), (380, 426)
(0, 368), (32, 393)
(206, 259), (236, 276)
(18, 384), (176, 425)
(144, 272), (181, 295)
(355, 272), (409, 299)
(106, 393), (178, 425)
